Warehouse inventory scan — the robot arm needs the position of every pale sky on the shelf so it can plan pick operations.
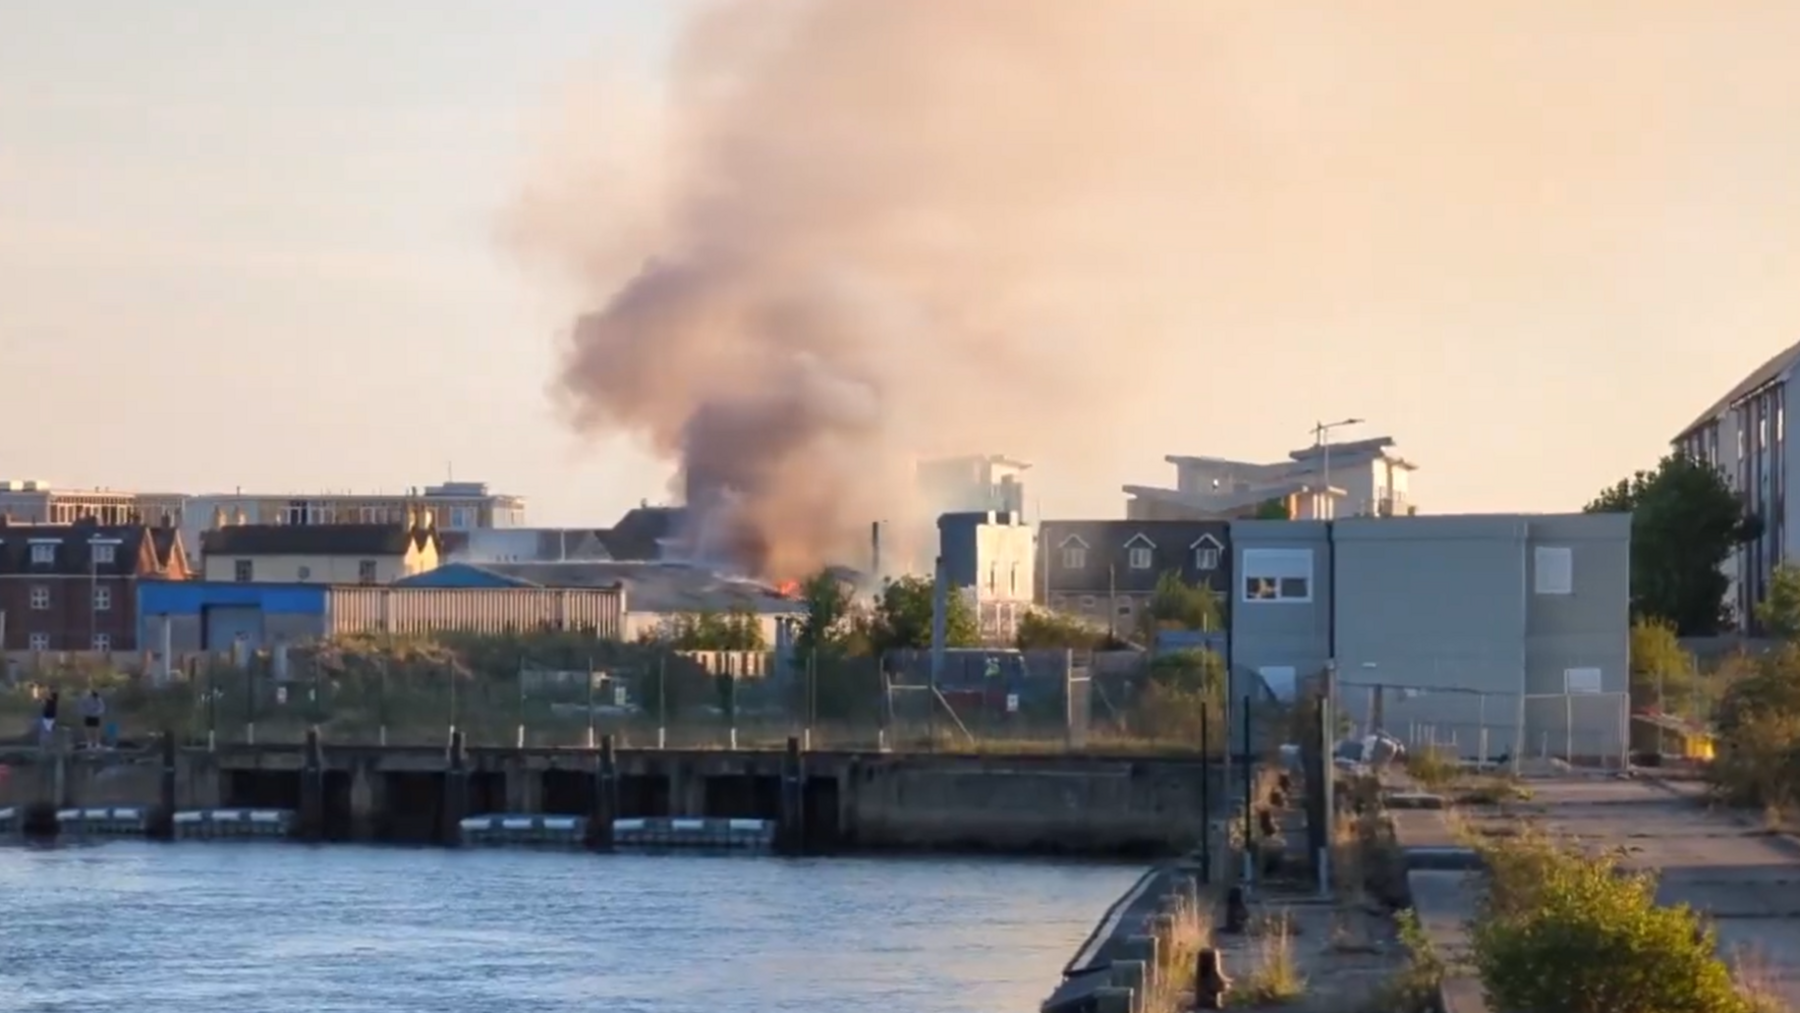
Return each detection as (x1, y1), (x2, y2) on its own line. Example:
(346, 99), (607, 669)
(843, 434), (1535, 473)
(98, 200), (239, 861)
(4, 2), (1799, 525)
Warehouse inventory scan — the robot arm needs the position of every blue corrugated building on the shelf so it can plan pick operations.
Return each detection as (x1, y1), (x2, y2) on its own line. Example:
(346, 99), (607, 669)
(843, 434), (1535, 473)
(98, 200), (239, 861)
(138, 581), (330, 653)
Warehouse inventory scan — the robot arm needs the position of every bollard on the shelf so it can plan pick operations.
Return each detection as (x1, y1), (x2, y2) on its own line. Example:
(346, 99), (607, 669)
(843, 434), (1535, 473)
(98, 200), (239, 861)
(1195, 947), (1232, 1009)
(1109, 960), (1147, 1013)
(298, 725), (325, 843)
(1092, 986), (1135, 1013)
(1122, 935), (1160, 993)
(1222, 886), (1249, 934)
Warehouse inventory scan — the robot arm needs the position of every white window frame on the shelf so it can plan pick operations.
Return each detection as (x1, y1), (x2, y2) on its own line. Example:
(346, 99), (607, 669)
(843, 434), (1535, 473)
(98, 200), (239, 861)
(91, 542), (116, 565)
(1534, 546), (1574, 595)
(29, 585), (50, 610)
(1194, 547), (1220, 570)
(1239, 547), (1313, 604)
(1128, 546), (1153, 570)
(93, 586), (111, 611)
(92, 633), (111, 652)
(27, 632), (49, 652)
(1062, 547), (1087, 569)
(29, 543), (54, 565)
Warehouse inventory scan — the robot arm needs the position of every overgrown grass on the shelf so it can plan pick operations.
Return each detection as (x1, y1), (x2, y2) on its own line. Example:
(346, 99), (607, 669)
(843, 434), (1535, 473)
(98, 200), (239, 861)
(1235, 910), (1306, 1006)
(1148, 887), (1214, 1013)
(1404, 748), (1459, 791)
(1731, 946), (1791, 1013)
(1361, 908), (1443, 1013)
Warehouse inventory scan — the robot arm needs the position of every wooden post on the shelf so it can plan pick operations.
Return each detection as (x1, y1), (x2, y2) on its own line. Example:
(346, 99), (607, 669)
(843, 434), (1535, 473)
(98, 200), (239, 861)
(587, 733), (618, 851)
(777, 735), (806, 855)
(148, 729), (177, 840)
(298, 725), (324, 842)
(442, 729), (468, 846)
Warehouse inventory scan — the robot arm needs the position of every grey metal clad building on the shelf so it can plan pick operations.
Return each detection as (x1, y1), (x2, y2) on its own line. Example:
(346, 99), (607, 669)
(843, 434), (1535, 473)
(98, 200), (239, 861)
(1228, 513), (1630, 761)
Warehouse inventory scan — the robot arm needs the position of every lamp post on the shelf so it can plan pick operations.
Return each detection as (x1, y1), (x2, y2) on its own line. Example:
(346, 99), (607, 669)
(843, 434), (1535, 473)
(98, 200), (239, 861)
(1310, 418), (1364, 520)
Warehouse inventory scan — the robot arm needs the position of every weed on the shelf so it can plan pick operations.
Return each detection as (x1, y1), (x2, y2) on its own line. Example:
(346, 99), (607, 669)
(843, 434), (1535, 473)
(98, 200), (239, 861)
(1235, 911), (1306, 1006)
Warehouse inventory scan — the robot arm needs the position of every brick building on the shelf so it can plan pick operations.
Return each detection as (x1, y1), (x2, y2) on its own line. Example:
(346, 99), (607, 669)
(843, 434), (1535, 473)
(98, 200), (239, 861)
(0, 520), (190, 652)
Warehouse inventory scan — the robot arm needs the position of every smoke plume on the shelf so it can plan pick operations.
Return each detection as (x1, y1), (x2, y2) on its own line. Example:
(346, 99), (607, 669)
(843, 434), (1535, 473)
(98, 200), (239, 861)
(509, 0), (1800, 575)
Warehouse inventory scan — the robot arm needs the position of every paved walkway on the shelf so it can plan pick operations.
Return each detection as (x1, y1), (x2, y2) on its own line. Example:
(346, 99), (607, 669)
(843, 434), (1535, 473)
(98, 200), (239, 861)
(1523, 777), (1800, 1003)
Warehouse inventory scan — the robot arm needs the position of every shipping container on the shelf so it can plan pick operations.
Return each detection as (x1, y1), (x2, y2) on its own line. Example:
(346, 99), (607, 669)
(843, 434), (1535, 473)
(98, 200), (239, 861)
(323, 586), (624, 640)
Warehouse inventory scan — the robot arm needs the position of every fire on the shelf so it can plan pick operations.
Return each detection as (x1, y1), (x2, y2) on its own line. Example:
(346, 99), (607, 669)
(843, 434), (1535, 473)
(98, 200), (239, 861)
(776, 579), (801, 597)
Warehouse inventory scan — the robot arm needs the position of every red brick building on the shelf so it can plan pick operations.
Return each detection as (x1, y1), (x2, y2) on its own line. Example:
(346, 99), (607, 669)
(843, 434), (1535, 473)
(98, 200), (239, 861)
(0, 519), (190, 652)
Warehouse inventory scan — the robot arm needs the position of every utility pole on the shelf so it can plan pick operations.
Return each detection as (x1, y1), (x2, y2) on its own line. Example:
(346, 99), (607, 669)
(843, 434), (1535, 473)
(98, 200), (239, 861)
(1311, 417), (1363, 518)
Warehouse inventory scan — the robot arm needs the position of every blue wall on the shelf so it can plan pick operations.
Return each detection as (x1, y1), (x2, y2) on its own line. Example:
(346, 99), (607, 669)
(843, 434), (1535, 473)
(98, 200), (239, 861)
(138, 580), (329, 616)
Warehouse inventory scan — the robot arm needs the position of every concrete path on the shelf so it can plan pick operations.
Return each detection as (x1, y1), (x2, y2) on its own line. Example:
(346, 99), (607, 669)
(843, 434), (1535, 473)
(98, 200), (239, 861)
(1522, 777), (1800, 1005)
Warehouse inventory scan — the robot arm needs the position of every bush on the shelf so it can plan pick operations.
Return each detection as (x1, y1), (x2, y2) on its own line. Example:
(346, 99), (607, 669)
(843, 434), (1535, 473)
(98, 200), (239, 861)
(1470, 838), (1748, 1013)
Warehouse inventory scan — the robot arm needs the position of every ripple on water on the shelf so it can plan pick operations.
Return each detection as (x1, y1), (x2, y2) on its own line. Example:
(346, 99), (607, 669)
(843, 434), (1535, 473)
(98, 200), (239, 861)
(0, 843), (1142, 1013)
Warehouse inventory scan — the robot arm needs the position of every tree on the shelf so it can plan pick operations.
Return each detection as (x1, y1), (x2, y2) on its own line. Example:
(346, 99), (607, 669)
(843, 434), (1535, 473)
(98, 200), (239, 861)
(1139, 571), (1222, 638)
(661, 609), (767, 651)
(1628, 617), (1697, 713)
(1586, 452), (1759, 635)
(1471, 837), (1746, 1013)
(1015, 609), (1111, 650)
(794, 570), (855, 656)
(869, 574), (978, 652)
(1253, 498), (1291, 520)
(1758, 563), (1800, 640)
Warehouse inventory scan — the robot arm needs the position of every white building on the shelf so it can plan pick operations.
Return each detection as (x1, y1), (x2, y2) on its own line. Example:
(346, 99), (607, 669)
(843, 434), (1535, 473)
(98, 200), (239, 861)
(1671, 340), (1798, 629)
(1123, 437), (1418, 521)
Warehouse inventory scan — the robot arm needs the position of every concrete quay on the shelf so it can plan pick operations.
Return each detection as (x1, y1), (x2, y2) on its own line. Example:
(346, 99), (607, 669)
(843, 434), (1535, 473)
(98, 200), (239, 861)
(1392, 775), (1800, 1012)
(0, 736), (1225, 856)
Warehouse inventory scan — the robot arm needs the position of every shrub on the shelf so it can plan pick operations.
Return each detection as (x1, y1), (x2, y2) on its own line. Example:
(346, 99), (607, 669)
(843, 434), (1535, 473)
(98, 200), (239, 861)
(1239, 911), (1305, 1005)
(1470, 839), (1748, 1013)
(1404, 747), (1459, 791)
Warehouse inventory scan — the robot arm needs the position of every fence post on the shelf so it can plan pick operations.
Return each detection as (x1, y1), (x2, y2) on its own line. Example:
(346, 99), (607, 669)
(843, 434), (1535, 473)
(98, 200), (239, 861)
(1200, 700), (1211, 883)
(207, 662), (218, 753)
(657, 653), (667, 750)
(377, 658), (388, 748)
(1241, 694), (1253, 889)
(585, 656), (596, 750)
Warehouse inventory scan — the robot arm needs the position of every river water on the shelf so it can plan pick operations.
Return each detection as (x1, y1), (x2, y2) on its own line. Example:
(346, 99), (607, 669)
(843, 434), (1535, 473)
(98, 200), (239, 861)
(0, 842), (1140, 1013)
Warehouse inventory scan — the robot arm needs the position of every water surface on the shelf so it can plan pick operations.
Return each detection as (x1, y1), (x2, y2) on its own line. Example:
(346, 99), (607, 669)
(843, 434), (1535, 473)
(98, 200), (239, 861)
(0, 843), (1140, 1013)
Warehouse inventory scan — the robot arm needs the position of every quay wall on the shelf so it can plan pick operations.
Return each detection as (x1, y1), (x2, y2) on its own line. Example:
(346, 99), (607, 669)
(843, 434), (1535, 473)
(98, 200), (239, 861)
(0, 743), (1219, 857)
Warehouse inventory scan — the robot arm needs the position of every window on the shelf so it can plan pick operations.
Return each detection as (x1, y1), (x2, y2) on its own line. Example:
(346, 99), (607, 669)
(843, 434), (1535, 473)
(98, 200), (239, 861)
(358, 560), (378, 585)
(1079, 595), (1097, 611)
(359, 506), (380, 524)
(1533, 546), (1573, 595)
(29, 585), (49, 610)
(92, 633), (111, 652)
(28, 632), (49, 652)
(234, 559), (254, 583)
(1128, 547), (1152, 570)
(30, 543), (53, 565)
(1062, 547), (1087, 569)
(1116, 598), (1133, 616)
(1239, 548), (1312, 603)
(296, 565), (312, 582)
(1194, 547), (1220, 570)
(91, 543), (115, 564)
(93, 586), (111, 611)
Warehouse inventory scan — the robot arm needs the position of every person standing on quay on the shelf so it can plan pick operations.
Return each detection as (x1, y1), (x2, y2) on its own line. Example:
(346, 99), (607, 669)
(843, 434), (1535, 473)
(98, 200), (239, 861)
(38, 690), (58, 748)
(80, 689), (105, 749)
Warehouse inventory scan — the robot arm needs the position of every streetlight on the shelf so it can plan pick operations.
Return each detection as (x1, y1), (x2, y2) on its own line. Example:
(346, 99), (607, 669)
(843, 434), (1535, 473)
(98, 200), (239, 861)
(1311, 418), (1364, 519)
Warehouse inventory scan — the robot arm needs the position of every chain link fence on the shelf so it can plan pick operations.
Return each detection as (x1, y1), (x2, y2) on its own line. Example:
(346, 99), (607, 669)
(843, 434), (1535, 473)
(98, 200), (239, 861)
(0, 639), (1240, 755)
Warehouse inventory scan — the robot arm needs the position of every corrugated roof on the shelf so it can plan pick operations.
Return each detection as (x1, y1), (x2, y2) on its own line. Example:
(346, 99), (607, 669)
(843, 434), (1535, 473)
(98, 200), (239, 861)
(466, 561), (802, 615)
(1675, 336), (1800, 440)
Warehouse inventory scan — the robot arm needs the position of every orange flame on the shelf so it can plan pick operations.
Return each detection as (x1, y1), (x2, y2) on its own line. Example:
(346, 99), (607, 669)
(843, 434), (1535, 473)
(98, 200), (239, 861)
(776, 579), (801, 596)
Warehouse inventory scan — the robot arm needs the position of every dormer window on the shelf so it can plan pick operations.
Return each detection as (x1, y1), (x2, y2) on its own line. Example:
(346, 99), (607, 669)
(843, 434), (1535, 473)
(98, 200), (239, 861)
(1124, 533), (1156, 570)
(92, 543), (115, 565)
(30, 543), (54, 565)
(1129, 547), (1152, 569)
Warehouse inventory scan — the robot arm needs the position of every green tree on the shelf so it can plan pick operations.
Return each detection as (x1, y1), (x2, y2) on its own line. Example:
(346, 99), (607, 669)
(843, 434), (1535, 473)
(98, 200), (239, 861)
(794, 570), (855, 656)
(663, 609), (767, 651)
(1758, 562), (1800, 640)
(1015, 609), (1110, 650)
(1139, 571), (1222, 638)
(1253, 498), (1291, 520)
(1628, 617), (1697, 713)
(869, 574), (978, 652)
(1586, 452), (1760, 635)
(1471, 837), (1747, 1013)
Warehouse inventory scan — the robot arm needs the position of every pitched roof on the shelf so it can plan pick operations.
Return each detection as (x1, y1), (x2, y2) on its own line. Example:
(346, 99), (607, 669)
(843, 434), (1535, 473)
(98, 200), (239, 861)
(201, 523), (431, 557)
(1674, 337), (1800, 440)
(0, 522), (172, 576)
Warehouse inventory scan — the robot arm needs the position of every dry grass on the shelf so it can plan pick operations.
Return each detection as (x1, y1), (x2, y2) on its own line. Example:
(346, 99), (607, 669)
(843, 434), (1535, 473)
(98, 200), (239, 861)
(1732, 945), (1791, 1013)
(1235, 909), (1307, 1006)
(1148, 886), (1215, 1013)
(1404, 747), (1459, 791)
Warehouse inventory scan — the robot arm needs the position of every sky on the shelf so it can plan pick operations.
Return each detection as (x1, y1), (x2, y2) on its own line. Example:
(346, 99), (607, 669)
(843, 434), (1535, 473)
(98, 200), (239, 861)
(4, 1), (1800, 526)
